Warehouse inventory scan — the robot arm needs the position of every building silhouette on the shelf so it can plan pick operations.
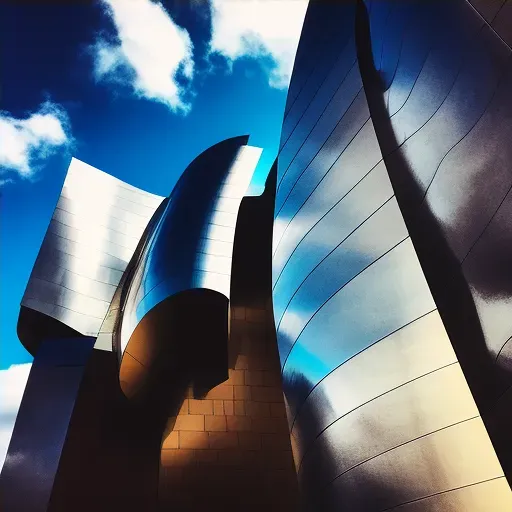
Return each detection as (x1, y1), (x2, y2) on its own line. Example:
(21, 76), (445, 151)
(2, 1), (512, 511)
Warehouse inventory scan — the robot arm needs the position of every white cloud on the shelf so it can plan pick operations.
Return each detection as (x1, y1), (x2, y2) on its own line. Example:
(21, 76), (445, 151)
(0, 363), (31, 470)
(92, 0), (194, 112)
(209, 0), (308, 88)
(0, 102), (72, 181)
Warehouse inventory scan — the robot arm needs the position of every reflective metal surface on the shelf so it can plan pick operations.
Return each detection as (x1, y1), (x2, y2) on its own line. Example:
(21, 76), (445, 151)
(273, 0), (512, 509)
(0, 337), (96, 512)
(20, 158), (164, 343)
(118, 137), (261, 354)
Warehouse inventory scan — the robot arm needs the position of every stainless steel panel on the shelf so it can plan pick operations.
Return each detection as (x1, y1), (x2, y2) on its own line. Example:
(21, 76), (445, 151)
(299, 364), (478, 491)
(280, 54), (358, 176)
(281, 6), (356, 145)
(282, 239), (436, 389)
(23, 297), (103, 335)
(461, 188), (512, 361)
(289, 310), (457, 452)
(118, 141), (261, 354)
(273, 122), (384, 283)
(277, 84), (368, 218)
(385, 6), (484, 148)
(25, 277), (109, 320)
(468, 0), (507, 23)
(54, 202), (144, 240)
(491, 1), (512, 48)
(274, 0), (512, 508)
(388, 477), (512, 512)
(360, 0), (512, 485)
(273, 163), (396, 326)
(321, 418), (504, 511)
(424, 60), (512, 253)
(35, 248), (124, 286)
(393, 27), (510, 201)
(275, 202), (409, 370)
(20, 157), (164, 339)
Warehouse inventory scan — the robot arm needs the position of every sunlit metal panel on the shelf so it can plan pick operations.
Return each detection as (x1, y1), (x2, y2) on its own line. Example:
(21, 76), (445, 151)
(118, 138), (261, 354)
(20, 157), (165, 344)
(273, 0), (512, 508)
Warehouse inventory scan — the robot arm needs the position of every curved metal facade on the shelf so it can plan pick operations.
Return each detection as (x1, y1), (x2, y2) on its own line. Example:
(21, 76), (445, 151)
(118, 137), (261, 354)
(19, 157), (164, 342)
(273, 1), (512, 509)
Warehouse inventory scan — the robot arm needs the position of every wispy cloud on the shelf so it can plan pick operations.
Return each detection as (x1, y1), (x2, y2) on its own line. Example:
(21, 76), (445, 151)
(208, 0), (308, 88)
(92, 0), (194, 113)
(0, 363), (31, 470)
(0, 101), (72, 183)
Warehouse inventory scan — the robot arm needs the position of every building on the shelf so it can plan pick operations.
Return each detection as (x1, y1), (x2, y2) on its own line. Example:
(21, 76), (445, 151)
(273, 0), (512, 510)
(2, 1), (512, 511)
(1, 138), (299, 512)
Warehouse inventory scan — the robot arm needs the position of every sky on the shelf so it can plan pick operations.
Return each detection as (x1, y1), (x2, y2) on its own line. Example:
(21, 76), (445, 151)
(0, 0), (308, 467)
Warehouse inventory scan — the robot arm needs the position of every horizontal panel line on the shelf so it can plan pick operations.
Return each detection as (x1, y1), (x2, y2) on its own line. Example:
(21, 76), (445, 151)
(38, 245), (126, 274)
(297, 361), (460, 473)
(193, 268), (231, 277)
(284, 23), (344, 117)
(201, 236), (234, 245)
(276, 80), (364, 208)
(281, 50), (357, 159)
(32, 263), (122, 288)
(278, 63), (361, 193)
(59, 190), (157, 221)
(49, 218), (138, 251)
(421, 55), (512, 214)
(43, 231), (130, 266)
(272, 158), (387, 295)
(383, 22), (487, 157)
(281, 236), (410, 376)
(495, 334), (512, 364)
(287, 308), (438, 431)
(54, 206), (144, 238)
(123, 350), (147, 368)
(460, 179), (512, 265)
(206, 222), (236, 231)
(379, 476), (506, 512)
(23, 295), (105, 321)
(60, 184), (162, 217)
(274, 110), (371, 257)
(52, 213), (141, 242)
(29, 276), (112, 305)
(57, 197), (151, 228)
(274, 194), (395, 334)
(323, 415), (480, 495)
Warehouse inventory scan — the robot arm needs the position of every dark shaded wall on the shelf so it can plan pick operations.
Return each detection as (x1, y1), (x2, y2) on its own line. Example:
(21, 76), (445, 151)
(0, 337), (96, 512)
(230, 163), (277, 310)
(272, 0), (512, 510)
(46, 291), (229, 512)
(157, 166), (299, 511)
(357, 0), (512, 481)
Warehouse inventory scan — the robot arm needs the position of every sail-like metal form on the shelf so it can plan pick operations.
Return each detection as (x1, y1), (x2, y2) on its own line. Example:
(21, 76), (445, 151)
(118, 136), (262, 354)
(272, 1), (512, 509)
(19, 157), (164, 342)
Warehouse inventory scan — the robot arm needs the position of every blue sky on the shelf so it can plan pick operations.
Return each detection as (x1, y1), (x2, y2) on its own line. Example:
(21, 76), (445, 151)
(0, 0), (307, 464)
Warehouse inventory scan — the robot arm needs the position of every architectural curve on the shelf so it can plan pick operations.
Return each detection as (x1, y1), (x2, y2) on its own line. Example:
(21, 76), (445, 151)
(272, 0), (512, 510)
(117, 136), (262, 356)
(17, 157), (165, 352)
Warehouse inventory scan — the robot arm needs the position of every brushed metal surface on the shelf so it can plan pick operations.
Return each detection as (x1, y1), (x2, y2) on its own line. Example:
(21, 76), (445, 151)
(119, 139), (261, 354)
(20, 158), (164, 343)
(274, 0), (512, 508)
